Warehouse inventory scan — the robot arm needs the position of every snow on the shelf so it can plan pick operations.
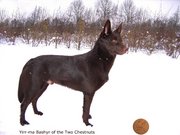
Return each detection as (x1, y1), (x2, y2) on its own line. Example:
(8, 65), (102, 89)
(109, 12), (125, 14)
(0, 43), (180, 135)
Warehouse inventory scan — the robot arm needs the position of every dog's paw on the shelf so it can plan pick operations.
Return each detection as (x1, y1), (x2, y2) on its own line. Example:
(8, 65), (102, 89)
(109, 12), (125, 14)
(35, 111), (43, 116)
(86, 122), (93, 127)
(84, 121), (93, 127)
(20, 120), (30, 126)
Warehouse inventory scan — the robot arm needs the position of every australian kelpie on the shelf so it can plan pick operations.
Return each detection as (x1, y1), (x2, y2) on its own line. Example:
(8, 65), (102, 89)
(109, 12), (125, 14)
(18, 20), (128, 126)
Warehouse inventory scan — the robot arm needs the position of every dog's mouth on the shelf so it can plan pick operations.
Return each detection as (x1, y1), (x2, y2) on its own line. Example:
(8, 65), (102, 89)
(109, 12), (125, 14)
(118, 46), (128, 55)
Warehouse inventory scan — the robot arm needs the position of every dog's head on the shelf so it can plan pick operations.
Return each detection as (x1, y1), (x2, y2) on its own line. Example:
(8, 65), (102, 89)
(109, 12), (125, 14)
(99, 20), (128, 56)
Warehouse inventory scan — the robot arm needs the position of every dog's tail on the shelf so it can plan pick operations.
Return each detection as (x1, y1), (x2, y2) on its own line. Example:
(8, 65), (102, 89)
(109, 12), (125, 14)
(18, 59), (33, 103)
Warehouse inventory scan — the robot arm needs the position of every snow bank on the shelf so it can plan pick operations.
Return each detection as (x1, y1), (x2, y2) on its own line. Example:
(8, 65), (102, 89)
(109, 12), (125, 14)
(0, 44), (179, 135)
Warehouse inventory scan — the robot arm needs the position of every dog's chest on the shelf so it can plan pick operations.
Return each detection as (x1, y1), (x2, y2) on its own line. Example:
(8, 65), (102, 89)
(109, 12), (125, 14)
(93, 74), (109, 90)
(85, 66), (109, 91)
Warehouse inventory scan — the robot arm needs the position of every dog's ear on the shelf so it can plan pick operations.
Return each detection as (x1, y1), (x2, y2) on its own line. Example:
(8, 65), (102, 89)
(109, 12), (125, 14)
(115, 23), (122, 33)
(100, 19), (112, 37)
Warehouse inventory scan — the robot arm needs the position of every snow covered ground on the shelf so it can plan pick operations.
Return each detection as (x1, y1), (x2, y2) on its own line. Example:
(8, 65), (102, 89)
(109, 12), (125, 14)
(0, 43), (180, 135)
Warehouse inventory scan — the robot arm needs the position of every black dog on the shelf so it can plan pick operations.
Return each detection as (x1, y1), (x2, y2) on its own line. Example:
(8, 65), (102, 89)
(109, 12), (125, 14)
(18, 20), (128, 126)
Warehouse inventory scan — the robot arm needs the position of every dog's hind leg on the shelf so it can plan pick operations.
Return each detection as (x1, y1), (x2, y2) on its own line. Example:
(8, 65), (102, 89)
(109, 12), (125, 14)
(32, 83), (49, 115)
(20, 98), (31, 126)
(82, 92), (95, 127)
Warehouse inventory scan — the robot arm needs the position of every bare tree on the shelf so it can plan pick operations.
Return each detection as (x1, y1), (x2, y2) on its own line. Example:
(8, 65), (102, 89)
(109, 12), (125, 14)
(76, 18), (85, 50)
(172, 6), (180, 26)
(120, 0), (136, 24)
(0, 9), (8, 36)
(96, 0), (118, 23)
(135, 8), (149, 24)
(84, 8), (96, 24)
(69, 0), (85, 23)
(30, 6), (49, 24)
(0, 9), (7, 22)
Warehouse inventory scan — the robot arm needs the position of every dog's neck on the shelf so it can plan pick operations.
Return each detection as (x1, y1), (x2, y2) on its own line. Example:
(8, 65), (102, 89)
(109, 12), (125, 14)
(95, 42), (115, 61)
(87, 42), (116, 74)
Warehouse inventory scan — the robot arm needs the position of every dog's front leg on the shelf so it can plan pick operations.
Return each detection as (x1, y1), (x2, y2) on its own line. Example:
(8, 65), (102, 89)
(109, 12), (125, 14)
(82, 92), (94, 127)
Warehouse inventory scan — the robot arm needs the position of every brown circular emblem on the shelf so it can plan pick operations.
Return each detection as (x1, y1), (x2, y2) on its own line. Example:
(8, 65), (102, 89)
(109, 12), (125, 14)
(133, 118), (149, 134)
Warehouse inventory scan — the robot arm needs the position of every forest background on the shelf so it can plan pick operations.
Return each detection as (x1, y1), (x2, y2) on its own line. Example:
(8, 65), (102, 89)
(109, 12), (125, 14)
(0, 0), (179, 58)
